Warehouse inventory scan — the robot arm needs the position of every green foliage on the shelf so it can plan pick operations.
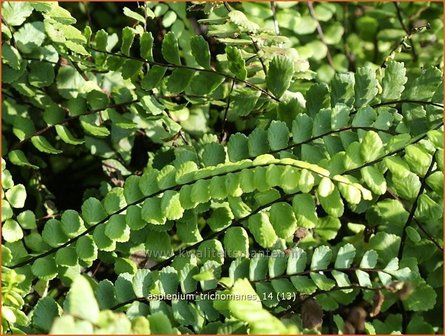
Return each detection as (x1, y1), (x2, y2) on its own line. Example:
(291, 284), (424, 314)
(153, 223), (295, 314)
(1, 1), (443, 335)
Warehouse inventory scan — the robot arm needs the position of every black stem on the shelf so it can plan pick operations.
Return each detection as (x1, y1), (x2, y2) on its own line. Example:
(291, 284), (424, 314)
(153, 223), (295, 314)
(397, 150), (438, 260)
(89, 47), (279, 102)
(11, 100), (139, 150)
(307, 1), (334, 68)
(220, 79), (236, 142)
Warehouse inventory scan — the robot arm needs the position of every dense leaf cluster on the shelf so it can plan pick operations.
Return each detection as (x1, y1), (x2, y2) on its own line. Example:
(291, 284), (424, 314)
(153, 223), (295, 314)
(1, 1), (443, 334)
